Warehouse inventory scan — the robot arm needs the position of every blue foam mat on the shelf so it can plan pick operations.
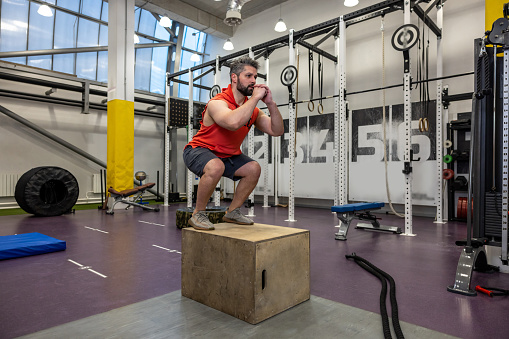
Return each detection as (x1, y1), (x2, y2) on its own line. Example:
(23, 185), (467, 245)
(0, 232), (66, 260)
(331, 202), (385, 213)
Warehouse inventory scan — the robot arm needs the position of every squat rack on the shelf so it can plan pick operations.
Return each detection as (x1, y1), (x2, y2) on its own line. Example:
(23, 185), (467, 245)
(165, 0), (447, 232)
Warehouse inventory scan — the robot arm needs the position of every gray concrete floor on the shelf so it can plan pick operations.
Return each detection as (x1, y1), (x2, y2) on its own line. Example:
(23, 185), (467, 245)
(20, 291), (459, 339)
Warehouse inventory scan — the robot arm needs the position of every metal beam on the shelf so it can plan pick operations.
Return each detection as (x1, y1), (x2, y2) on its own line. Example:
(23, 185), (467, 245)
(413, 3), (442, 38)
(296, 40), (336, 62)
(0, 42), (174, 58)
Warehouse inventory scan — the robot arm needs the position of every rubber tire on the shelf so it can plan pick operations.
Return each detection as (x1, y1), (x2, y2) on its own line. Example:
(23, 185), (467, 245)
(15, 166), (79, 217)
(176, 206), (227, 229)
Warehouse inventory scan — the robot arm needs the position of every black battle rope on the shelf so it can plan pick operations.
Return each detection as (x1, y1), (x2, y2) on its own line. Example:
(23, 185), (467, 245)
(308, 50), (315, 111)
(346, 253), (405, 339)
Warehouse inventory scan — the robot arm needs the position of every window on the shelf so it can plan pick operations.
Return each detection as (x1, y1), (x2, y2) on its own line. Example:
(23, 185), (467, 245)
(0, 0), (207, 96)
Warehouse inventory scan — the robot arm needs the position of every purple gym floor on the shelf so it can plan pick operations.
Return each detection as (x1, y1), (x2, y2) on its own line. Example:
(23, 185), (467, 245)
(1, 203), (508, 338)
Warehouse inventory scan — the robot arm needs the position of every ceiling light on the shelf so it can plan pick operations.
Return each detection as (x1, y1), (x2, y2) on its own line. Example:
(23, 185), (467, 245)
(37, 4), (53, 17)
(344, 0), (359, 7)
(190, 53), (201, 62)
(134, 34), (140, 43)
(223, 38), (234, 51)
(159, 16), (172, 27)
(274, 19), (287, 32)
(274, 5), (287, 32)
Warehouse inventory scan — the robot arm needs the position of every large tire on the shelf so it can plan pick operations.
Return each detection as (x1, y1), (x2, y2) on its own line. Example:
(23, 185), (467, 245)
(176, 206), (227, 229)
(15, 166), (79, 217)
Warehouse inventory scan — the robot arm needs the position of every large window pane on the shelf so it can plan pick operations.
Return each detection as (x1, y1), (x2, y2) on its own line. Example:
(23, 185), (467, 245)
(150, 46), (168, 94)
(81, 0), (102, 19)
(54, 11), (78, 48)
(53, 53), (75, 74)
(134, 38), (153, 91)
(28, 55), (51, 70)
(77, 18), (99, 47)
(99, 24), (107, 46)
(28, 3), (54, 50)
(57, 0), (79, 11)
(97, 51), (107, 82)
(154, 22), (169, 41)
(138, 9), (156, 36)
(27, 1), (54, 69)
(76, 52), (97, 80)
(0, 0), (29, 52)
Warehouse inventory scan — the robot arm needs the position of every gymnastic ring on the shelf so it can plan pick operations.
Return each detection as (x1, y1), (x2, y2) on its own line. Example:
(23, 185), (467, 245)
(308, 101), (314, 112)
(317, 103), (324, 114)
(444, 140), (452, 148)
(443, 155), (453, 163)
(443, 169), (454, 180)
(418, 118), (429, 132)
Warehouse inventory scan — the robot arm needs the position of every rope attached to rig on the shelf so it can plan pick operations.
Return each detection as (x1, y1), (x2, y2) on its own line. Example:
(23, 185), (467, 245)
(381, 15), (404, 218)
(346, 253), (405, 339)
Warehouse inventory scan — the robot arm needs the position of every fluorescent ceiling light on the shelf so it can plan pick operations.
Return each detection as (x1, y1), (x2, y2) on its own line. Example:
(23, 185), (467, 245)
(344, 0), (359, 7)
(159, 16), (172, 27)
(223, 39), (234, 51)
(190, 53), (201, 62)
(37, 4), (53, 17)
(274, 19), (287, 32)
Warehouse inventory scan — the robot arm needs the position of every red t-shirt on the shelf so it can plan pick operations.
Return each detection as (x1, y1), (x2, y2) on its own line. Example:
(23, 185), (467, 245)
(185, 84), (260, 158)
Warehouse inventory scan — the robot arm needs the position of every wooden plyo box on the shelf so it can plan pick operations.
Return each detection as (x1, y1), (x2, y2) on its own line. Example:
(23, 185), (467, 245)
(181, 223), (310, 324)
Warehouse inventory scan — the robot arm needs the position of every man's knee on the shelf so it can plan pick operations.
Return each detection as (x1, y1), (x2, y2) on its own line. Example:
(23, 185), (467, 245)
(244, 161), (261, 180)
(203, 158), (225, 178)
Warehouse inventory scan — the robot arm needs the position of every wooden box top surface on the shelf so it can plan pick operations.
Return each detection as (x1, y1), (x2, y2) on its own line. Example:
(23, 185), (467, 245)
(182, 223), (309, 243)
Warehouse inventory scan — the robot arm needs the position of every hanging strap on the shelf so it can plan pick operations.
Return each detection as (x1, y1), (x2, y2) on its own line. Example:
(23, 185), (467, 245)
(308, 50), (315, 111)
(317, 54), (324, 114)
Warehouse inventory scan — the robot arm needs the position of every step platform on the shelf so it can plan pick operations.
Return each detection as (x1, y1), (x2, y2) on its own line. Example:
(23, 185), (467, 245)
(181, 222), (310, 324)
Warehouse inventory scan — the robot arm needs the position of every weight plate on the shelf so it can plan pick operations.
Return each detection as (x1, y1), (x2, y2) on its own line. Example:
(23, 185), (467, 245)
(209, 85), (221, 99)
(391, 24), (419, 51)
(280, 65), (298, 86)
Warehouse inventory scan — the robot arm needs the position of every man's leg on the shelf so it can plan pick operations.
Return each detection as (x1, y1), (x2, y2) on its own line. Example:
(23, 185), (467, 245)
(194, 158), (225, 214)
(228, 160), (261, 211)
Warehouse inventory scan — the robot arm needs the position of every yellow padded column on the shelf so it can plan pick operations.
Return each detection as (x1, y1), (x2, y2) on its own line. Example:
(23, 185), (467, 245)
(486, 0), (505, 31)
(107, 99), (134, 191)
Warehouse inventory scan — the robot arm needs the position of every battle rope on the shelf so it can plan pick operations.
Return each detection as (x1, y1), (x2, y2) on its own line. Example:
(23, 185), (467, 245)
(381, 15), (404, 218)
(346, 253), (405, 339)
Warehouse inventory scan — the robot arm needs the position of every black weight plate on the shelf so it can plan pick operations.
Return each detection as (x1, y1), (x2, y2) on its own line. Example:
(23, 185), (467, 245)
(209, 85), (221, 99)
(391, 24), (419, 51)
(280, 65), (298, 86)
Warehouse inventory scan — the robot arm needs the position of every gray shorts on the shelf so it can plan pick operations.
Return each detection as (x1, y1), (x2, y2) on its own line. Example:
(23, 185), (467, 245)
(183, 146), (255, 181)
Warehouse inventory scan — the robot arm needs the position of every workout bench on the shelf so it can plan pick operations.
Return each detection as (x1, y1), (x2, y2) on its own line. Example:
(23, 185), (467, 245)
(331, 202), (401, 240)
(106, 183), (160, 215)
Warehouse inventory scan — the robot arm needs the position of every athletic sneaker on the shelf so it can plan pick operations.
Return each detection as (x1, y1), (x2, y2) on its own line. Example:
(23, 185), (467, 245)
(222, 208), (254, 225)
(188, 211), (215, 230)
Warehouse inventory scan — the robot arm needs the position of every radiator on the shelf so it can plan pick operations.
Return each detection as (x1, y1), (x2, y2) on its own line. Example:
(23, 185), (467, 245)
(92, 174), (103, 193)
(0, 174), (20, 197)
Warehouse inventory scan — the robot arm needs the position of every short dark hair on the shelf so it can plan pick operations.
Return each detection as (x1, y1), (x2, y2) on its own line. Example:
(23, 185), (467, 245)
(229, 56), (259, 82)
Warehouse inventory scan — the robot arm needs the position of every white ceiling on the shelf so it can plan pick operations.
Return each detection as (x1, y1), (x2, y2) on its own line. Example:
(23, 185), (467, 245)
(176, 0), (288, 20)
(138, 0), (288, 38)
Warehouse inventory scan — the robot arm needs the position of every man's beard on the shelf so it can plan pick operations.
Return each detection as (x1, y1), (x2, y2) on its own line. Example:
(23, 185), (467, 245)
(237, 82), (253, 96)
